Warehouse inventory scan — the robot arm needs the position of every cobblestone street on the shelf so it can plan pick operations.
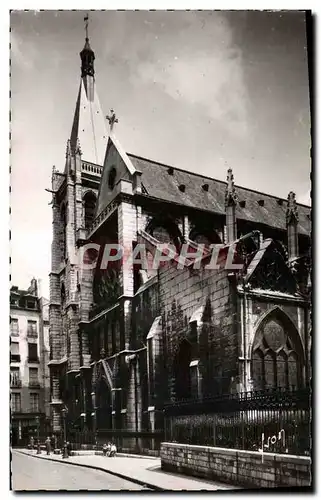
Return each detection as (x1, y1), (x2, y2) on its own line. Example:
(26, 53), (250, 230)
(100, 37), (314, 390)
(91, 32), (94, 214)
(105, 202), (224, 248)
(11, 451), (148, 491)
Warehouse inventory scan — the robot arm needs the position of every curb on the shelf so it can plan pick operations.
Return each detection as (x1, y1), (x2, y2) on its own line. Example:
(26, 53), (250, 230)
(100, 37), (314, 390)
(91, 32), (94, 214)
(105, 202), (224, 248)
(93, 451), (159, 460)
(14, 450), (165, 491)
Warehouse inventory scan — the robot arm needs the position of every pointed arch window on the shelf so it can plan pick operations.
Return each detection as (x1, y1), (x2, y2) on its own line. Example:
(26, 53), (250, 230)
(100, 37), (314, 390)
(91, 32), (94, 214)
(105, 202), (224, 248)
(264, 351), (275, 388)
(84, 191), (97, 230)
(251, 309), (304, 391)
(288, 351), (300, 390)
(145, 217), (182, 250)
(276, 350), (287, 389)
(252, 349), (264, 390)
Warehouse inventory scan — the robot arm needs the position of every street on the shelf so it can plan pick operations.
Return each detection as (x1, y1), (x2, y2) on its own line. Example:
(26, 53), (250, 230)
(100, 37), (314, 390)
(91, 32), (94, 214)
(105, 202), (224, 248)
(11, 451), (148, 491)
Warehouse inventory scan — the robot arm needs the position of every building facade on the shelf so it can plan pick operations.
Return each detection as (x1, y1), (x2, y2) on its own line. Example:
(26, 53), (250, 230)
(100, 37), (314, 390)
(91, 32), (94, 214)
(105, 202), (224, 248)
(49, 33), (311, 450)
(10, 279), (50, 446)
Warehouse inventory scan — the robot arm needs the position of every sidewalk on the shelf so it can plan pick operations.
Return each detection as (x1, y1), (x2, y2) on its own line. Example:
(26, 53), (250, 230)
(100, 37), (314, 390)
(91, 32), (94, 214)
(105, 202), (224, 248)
(15, 449), (238, 491)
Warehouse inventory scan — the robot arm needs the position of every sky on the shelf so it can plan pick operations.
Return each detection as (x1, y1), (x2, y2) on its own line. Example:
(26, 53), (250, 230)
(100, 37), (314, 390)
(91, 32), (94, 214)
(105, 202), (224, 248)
(10, 10), (311, 299)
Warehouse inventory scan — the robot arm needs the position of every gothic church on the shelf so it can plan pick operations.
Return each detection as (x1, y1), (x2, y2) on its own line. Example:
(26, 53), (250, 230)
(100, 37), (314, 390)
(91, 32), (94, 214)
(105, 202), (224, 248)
(49, 31), (311, 451)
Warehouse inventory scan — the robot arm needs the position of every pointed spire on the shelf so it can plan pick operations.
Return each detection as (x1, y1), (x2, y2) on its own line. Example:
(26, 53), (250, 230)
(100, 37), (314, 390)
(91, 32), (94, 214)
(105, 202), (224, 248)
(80, 14), (95, 78)
(286, 191), (299, 225)
(225, 168), (238, 207)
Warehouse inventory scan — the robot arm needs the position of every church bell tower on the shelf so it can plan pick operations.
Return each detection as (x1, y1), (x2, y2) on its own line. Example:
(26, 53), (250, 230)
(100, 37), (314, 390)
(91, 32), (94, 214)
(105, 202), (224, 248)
(48, 15), (108, 434)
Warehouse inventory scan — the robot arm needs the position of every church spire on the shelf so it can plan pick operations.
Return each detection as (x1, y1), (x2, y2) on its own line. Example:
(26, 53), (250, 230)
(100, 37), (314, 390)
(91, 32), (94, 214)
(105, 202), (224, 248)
(69, 14), (107, 166)
(80, 14), (95, 78)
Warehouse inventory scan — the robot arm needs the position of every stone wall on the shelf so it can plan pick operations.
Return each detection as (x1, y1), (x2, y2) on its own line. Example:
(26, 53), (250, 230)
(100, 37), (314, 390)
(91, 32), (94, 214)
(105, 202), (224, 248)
(161, 442), (311, 488)
(159, 263), (237, 397)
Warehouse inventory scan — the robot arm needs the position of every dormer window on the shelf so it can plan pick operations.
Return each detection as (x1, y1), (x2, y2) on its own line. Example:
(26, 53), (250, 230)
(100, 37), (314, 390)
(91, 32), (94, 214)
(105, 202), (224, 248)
(277, 199), (284, 206)
(239, 200), (246, 208)
(258, 199), (265, 207)
(168, 167), (174, 175)
(178, 184), (186, 193)
(202, 183), (209, 192)
(108, 167), (117, 190)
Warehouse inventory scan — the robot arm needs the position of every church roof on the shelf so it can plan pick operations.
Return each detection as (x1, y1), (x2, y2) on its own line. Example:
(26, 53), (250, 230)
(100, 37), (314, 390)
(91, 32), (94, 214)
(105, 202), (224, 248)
(70, 79), (108, 166)
(128, 154), (311, 236)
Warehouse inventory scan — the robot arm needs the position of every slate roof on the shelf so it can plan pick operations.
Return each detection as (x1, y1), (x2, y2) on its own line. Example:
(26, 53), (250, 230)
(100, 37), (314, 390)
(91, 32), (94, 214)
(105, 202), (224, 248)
(128, 154), (311, 236)
(10, 286), (36, 297)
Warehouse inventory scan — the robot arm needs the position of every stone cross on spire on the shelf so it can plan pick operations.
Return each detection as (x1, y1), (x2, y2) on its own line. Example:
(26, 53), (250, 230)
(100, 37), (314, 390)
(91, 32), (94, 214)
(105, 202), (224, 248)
(106, 109), (118, 131)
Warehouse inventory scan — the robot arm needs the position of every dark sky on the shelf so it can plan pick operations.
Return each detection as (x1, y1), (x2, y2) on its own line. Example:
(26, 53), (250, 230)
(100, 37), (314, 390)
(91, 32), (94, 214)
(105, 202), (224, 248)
(10, 10), (311, 296)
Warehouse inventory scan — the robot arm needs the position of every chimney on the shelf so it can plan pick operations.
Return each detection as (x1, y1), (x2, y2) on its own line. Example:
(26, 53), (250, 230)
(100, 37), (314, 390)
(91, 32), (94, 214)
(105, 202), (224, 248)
(225, 168), (238, 243)
(286, 191), (299, 262)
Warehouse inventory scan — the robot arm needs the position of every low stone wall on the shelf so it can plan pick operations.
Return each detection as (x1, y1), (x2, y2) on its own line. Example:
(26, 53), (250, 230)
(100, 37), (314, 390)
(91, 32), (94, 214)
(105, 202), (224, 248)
(160, 442), (311, 488)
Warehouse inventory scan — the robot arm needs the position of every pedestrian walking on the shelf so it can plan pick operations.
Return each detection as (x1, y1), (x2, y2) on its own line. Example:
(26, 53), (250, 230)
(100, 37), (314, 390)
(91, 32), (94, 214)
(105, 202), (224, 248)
(45, 436), (51, 455)
(29, 436), (34, 450)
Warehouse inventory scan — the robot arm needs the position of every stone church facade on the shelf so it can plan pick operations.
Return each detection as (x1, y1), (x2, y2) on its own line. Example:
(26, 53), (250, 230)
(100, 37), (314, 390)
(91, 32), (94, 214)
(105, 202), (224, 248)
(48, 34), (311, 449)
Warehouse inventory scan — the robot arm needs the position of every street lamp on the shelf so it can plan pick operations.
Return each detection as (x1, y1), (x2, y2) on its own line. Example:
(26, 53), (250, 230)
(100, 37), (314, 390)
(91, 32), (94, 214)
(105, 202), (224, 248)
(61, 408), (68, 459)
(91, 408), (97, 450)
(36, 416), (41, 454)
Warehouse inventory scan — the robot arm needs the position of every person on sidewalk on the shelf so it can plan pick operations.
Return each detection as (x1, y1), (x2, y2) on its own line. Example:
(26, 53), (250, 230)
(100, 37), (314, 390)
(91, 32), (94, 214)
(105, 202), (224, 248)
(45, 436), (51, 455)
(66, 441), (72, 457)
(102, 443), (108, 456)
(29, 436), (34, 450)
(109, 442), (117, 457)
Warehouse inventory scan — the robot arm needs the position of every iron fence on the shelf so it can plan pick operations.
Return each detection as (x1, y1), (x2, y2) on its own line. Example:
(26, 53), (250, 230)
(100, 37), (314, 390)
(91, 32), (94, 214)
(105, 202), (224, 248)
(67, 429), (96, 450)
(164, 388), (311, 456)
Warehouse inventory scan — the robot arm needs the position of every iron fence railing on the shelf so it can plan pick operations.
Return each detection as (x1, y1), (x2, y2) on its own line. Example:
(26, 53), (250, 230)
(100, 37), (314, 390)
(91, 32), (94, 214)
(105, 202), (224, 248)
(164, 388), (311, 456)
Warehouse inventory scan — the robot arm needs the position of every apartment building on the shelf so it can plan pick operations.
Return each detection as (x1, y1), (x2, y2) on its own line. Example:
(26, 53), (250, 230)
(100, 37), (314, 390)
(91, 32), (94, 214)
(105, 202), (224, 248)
(10, 279), (50, 446)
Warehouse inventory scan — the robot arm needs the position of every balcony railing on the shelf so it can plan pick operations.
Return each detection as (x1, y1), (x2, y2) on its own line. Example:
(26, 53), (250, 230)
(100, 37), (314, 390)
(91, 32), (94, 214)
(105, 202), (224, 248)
(10, 376), (22, 387)
(11, 407), (41, 414)
(10, 354), (21, 363)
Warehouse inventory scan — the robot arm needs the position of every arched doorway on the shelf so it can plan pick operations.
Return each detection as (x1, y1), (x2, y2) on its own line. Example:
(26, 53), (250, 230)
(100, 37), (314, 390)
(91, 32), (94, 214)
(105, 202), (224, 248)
(174, 339), (192, 400)
(251, 308), (304, 391)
